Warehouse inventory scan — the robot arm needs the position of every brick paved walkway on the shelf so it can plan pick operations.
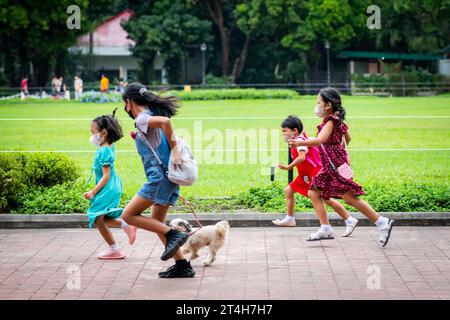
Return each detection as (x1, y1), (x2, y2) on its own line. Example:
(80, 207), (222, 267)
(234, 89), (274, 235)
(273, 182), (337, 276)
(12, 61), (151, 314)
(0, 227), (449, 300)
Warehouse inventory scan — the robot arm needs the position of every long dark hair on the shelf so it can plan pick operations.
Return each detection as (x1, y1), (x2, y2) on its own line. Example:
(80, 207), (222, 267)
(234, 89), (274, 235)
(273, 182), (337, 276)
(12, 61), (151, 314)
(319, 87), (346, 122)
(122, 82), (180, 118)
(92, 108), (123, 144)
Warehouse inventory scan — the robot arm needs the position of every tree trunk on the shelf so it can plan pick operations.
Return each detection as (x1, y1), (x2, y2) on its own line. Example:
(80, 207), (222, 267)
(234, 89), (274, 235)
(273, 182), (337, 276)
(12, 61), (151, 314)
(220, 29), (230, 77)
(55, 50), (67, 79)
(31, 56), (50, 88)
(231, 36), (250, 83)
(89, 31), (95, 80)
(205, 0), (230, 77)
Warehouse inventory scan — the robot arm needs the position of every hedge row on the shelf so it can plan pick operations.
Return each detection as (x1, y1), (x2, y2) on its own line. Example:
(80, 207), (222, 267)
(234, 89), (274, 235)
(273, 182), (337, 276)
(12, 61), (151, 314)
(170, 88), (301, 100)
(234, 182), (450, 213)
(1, 153), (448, 214)
(78, 88), (300, 103)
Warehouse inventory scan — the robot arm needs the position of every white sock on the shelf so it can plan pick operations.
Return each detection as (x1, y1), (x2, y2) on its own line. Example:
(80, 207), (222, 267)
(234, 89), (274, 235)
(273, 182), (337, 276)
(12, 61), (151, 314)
(120, 220), (129, 229)
(282, 215), (294, 222)
(110, 243), (120, 251)
(375, 216), (388, 227)
(345, 216), (357, 225)
(320, 224), (333, 232)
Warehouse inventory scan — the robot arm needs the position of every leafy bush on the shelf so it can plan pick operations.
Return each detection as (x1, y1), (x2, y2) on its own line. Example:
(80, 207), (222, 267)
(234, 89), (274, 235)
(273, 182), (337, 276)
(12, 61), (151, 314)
(204, 74), (233, 85)
(352, 74), (389, 93)
(362, 182), (450, 212)
(170, 88), (300, 100)
(234, 182), (450, 212)
(23, 153), (80, 187)
(432, 73), (450, 94)
(0, 152), (80, 212)
(352, 68), (450, 96)
(78, 88), (300, 102)
(15, 180), (89, 214)
(0, 153), (27, 210)
(14, 179), (132, 214)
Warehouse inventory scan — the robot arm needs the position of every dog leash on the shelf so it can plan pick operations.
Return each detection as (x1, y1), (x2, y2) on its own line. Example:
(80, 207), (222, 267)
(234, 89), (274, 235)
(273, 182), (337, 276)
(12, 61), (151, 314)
(177, 195), (203, 235)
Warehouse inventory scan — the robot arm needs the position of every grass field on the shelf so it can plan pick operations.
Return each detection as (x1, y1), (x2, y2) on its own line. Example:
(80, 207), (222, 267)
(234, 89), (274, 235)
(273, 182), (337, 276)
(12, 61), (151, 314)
(0, 95), (449, 201)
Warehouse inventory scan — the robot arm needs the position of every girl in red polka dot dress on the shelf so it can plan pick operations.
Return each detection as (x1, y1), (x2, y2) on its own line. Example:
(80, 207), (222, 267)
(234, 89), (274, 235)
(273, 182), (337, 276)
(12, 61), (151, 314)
(289, 88), (394, 247)
(274, 115), (359, 237)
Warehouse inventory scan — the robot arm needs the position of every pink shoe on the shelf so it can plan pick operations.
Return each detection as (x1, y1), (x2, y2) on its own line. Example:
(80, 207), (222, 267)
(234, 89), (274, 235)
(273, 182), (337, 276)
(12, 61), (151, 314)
(97, 248), (125, 260)
(124, 225), (137, 245)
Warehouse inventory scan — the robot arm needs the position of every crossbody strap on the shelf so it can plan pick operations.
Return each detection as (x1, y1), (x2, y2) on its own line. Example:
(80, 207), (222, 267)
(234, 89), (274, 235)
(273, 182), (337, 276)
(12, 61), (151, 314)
(319, 145), (336, 170)
(136, 128), (168, 173)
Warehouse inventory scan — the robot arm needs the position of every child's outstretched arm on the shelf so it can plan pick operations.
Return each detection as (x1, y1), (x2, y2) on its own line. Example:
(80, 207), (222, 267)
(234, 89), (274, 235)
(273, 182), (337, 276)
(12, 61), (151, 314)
(288, 121), (333, 148)
(84, 165), (110, 199)
(277, 151), (306, 170)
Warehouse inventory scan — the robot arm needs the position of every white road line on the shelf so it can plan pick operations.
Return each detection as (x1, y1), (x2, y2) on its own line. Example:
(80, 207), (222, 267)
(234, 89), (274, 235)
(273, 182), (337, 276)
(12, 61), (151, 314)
(0, 115), (449, 121)
(0, 148), (449, 153)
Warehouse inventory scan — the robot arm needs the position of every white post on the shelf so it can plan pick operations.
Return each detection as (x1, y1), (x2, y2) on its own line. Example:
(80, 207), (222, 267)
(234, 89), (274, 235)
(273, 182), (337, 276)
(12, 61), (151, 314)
(350, 60), (355, 95)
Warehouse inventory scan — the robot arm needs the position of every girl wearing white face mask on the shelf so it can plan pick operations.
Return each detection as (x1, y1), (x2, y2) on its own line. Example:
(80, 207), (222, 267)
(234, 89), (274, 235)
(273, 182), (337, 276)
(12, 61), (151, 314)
(289, 88), (394, 248)
(85, 108), (137, 259)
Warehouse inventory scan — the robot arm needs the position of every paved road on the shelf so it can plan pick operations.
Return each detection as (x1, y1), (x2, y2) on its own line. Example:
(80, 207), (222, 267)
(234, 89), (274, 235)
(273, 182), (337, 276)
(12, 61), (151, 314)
(0, 227), (449, 300)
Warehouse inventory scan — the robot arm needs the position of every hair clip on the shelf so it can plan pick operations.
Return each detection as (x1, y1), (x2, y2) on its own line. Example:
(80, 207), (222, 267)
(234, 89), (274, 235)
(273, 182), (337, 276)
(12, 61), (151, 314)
(139, 87), (147, 96)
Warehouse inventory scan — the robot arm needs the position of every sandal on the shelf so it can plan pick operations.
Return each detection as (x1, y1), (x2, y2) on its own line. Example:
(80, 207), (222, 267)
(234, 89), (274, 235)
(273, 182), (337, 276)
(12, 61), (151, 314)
(378, 219), (395, 248)
(306, 229), (335, 241)
(342, 217), (359, 237)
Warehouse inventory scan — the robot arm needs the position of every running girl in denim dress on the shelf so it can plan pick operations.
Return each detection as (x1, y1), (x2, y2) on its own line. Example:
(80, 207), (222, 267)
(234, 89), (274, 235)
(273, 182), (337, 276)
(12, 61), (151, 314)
(85, 109), (137, 259)
(121, 83), (194, 278)
(289, 88), (394, 247)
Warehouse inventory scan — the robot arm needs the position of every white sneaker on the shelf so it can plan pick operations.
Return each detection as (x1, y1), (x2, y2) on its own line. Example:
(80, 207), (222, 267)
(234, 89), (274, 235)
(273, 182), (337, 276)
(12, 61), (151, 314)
(342, 217), (359, 237)
(378, 219), (395, 248)
(272, 218), (296, 227)
(306, 228), (335, 241)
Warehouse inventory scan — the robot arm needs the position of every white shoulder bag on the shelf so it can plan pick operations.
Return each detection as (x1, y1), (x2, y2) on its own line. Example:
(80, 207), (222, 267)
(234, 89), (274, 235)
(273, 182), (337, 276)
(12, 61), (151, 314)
(137, 130), (198, 186)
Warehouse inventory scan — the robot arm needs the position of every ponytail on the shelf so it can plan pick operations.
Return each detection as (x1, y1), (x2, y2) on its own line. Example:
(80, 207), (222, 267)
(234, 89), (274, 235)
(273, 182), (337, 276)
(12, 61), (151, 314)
(336, 105), (346, 122)
(123, 82), (180, 118)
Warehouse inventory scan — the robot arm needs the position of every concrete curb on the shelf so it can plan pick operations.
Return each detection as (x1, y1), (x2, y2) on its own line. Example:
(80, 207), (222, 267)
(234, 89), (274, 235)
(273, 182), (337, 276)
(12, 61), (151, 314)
(0, 212), (449, 228)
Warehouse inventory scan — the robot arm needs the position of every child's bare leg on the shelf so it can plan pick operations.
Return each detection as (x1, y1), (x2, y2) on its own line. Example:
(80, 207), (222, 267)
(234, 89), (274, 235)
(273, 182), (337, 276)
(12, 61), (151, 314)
(122, 195), (171, 234)
(94, 215), (116, 245)
(341, 191), (394, 247)
(285, 186), (295, 217)
(102, 216), (123, 228)
(324, 198), (350, 220)
(341, 191), (379, 223)
(151, 203), (185, 261)
(308, 189), (329, 225)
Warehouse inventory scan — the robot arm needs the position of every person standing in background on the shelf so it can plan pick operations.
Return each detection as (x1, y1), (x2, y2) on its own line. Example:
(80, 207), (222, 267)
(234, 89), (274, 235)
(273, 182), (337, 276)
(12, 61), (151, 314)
(20, 76), (29, 99)
(60, 77), (67, 99)
(100, 74), (109, 94)
(52, 75), (62, 99)
(74, 75), (83, 100)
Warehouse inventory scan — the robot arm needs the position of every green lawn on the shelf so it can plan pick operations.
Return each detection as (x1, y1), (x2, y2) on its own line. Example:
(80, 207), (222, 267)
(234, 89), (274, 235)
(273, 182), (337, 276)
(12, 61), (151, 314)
(0, 95), (449, 200)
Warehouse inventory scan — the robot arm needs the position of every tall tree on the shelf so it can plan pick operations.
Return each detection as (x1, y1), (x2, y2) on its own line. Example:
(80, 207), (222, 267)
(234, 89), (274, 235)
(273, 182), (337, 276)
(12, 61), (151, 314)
(363, 0), (450, 53)
(123, 0), (212, 84)
(0, 0), (119, 87)
(199, 0), (258, 81)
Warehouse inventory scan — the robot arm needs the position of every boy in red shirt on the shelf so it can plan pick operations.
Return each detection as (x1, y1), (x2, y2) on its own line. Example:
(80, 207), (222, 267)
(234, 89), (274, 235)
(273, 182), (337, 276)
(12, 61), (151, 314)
(273, 115), (358, 237)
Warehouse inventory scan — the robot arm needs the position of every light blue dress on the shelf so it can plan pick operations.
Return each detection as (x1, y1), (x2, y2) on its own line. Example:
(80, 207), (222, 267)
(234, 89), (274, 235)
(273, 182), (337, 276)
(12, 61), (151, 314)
(86, 145), (123, 228)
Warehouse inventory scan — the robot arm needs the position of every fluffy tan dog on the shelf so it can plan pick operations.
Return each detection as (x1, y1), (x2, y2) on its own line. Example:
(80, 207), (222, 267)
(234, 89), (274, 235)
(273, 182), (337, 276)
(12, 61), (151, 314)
(169, 219), (230, 266)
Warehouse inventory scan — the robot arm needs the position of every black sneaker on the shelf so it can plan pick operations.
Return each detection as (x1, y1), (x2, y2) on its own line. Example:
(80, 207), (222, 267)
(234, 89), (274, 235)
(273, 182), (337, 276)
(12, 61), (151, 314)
(159, 261), (196, 278)
(160, 229), (189, 261)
